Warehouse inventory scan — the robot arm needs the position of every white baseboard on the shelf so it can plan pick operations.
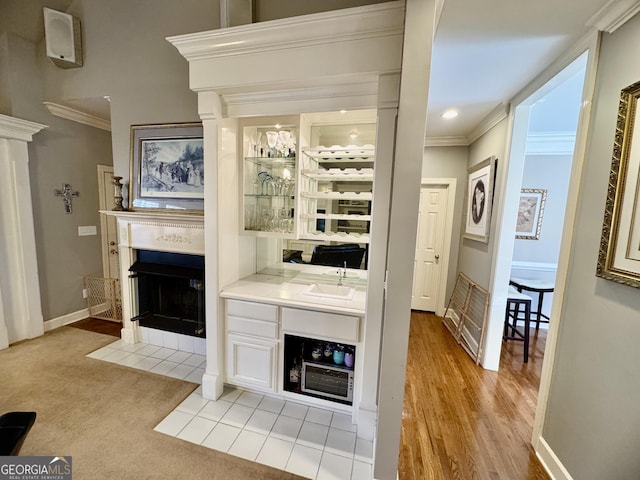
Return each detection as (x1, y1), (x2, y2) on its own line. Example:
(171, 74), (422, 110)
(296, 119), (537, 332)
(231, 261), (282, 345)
(356, 406), (377, 441)
(536, 436), (574, 480)
(43, 308), (90, 332)
(460, 324), (479, 354)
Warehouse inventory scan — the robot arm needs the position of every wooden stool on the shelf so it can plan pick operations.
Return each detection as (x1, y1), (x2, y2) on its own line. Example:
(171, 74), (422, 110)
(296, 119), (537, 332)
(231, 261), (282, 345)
(503, 286), (532, 363)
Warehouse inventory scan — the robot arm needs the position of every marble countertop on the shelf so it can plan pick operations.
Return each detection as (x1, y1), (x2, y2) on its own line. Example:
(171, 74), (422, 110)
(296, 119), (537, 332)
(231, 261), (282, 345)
(220, 265), (367, 316)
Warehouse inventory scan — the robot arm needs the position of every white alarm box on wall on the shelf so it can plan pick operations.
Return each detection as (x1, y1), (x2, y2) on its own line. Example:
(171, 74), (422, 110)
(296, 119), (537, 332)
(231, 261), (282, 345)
(43, 7), (83, 68)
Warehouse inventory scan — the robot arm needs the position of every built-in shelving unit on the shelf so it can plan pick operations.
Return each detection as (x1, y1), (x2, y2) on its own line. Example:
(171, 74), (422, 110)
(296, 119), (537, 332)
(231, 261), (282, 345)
(298, 145), (375, 243)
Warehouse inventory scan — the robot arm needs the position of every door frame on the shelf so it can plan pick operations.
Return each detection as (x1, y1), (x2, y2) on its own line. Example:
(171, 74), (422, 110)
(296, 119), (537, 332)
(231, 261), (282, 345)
(97, 164), (114, 278)
(418, 178), (456, 316)
(529, 32), (600, 457)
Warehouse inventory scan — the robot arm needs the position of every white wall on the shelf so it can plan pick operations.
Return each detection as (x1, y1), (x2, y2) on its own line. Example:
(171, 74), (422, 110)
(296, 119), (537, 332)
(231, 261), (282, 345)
(542, 11), (640, 478)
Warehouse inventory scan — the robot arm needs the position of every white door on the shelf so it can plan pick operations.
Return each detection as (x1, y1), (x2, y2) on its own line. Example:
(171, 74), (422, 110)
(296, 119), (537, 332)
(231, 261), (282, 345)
(97, 165), (120, 281)
(411, 184), (448, 311)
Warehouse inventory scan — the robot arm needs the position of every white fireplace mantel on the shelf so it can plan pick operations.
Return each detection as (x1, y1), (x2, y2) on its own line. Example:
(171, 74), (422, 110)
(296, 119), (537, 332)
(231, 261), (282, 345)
(0, 114), (48, 349)
(102, 210), (204, 343)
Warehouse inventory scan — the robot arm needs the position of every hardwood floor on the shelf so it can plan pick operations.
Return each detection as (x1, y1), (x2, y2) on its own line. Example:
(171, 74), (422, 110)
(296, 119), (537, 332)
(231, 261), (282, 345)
(399, 311), (549, 480)
(68, 317), (121, 337)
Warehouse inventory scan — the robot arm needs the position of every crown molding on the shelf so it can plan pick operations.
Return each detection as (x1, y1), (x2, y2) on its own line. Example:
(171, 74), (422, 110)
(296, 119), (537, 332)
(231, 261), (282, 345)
(467, 103), (510, 144)
(424, 136), (469, 147)
(222, 81), (380, 117)
(0, 114), (48, 142)
(167, 2), (404, 61)
(586, 0), (640, 33)
(525, 131), (577, 155)
(43, 102), (111, 131)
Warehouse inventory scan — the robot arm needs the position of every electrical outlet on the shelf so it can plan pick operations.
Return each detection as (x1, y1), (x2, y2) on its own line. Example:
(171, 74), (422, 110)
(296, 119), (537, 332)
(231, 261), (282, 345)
(82, 288), (88, 299)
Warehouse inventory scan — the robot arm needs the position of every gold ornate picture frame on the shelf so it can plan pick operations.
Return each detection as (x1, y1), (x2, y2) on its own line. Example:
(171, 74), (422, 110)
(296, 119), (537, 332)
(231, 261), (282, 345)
(516, 189), (547, 240)
(597, 80), (640, 288)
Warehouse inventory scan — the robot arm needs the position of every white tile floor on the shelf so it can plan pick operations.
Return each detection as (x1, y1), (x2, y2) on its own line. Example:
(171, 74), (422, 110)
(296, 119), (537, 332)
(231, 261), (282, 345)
(88, 339), (373, 480)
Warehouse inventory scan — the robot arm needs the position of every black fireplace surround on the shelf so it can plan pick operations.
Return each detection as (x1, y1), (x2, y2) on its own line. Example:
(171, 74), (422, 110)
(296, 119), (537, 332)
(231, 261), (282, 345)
(130, 250), (205, 338)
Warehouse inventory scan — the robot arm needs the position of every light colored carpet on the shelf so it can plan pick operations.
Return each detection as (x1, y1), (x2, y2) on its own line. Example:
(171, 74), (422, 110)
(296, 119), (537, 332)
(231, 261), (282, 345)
(0, 326), (302, 480)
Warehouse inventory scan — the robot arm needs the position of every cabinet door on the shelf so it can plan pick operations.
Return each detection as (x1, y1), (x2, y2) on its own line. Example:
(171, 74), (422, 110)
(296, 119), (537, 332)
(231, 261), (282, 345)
(226, 333), (278, 392)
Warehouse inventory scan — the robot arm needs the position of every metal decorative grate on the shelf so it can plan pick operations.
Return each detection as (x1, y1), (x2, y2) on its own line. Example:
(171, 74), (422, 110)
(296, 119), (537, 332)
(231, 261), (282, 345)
(84, 276), (122, 323)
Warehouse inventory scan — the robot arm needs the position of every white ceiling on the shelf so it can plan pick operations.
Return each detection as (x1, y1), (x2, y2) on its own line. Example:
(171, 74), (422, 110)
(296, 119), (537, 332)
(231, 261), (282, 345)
(426, 0), (611, 142)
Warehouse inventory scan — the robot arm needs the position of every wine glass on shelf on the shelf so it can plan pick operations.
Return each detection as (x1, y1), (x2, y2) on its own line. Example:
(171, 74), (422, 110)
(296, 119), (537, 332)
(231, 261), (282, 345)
(251, 131), (263, 157)
(251, 177), (260, 195)
(257, 171), (271, 196)
(279, 130), (291, 157)
(275, 176), (285, 196)
(266, 131), (279, 158)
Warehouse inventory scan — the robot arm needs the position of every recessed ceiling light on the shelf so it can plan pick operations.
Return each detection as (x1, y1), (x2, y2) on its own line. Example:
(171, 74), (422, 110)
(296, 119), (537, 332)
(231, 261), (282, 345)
(349, 129), (358, 140)
(340, 109), (347, 114)
(441, 109), (458, 120)
(274, 123), (281, 129)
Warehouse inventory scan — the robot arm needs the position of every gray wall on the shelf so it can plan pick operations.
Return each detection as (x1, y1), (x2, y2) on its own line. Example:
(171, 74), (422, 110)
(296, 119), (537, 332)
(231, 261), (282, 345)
(421, 145), (468, 303)
(254, 0), (389, 22)
(1, 0), (220, 320)
(0, 32), (112, 320)
(43, 0), (221, 178)
(457, 119), (509, 288)
(543, 12), (640, 479)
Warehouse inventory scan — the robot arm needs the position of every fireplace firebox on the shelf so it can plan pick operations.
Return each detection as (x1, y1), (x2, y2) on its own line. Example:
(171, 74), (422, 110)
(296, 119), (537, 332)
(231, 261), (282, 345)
(129, 250), (205, 338)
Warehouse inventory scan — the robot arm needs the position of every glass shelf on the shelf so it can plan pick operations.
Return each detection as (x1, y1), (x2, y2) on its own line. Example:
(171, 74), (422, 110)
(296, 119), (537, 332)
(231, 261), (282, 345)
(242, 123), (298, 235)
(245, 156), (296, 165)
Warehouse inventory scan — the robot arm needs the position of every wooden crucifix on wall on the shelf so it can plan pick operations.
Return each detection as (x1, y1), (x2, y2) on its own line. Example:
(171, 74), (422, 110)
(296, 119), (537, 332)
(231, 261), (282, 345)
(54, 184), (79, 214)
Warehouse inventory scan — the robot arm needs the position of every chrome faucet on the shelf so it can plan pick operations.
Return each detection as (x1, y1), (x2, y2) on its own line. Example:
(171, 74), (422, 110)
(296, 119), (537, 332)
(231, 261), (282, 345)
(337, 261), (347, 286)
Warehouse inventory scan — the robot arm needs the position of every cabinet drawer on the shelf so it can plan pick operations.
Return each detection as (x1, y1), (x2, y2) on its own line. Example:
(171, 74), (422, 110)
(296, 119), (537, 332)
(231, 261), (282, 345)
(226, 299), (278, 322)
(227, 315), (278, 339)
(281, 307), (360, 342)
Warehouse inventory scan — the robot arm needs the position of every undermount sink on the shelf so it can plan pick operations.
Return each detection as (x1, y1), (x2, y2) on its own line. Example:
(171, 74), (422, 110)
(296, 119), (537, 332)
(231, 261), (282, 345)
(301, 283), (356, 300)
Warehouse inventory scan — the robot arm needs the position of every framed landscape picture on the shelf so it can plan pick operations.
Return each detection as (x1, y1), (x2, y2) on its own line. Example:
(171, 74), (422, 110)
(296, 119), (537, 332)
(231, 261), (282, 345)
(463, 156), (496, 243)
(129, 123), (204, 213)
(515, 189), (547, 240)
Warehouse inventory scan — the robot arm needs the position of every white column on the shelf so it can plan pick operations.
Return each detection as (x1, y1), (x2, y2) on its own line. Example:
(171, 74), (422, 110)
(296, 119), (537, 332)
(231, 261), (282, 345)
(357, 73), (400, 441)
(0, 115), (47, 349)
(374, 0), (435, 478)
(199, 91), (226, 400)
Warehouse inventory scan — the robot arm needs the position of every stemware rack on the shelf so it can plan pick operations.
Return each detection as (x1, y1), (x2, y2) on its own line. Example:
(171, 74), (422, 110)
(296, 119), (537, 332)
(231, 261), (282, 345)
(298, 145), (375, 243)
